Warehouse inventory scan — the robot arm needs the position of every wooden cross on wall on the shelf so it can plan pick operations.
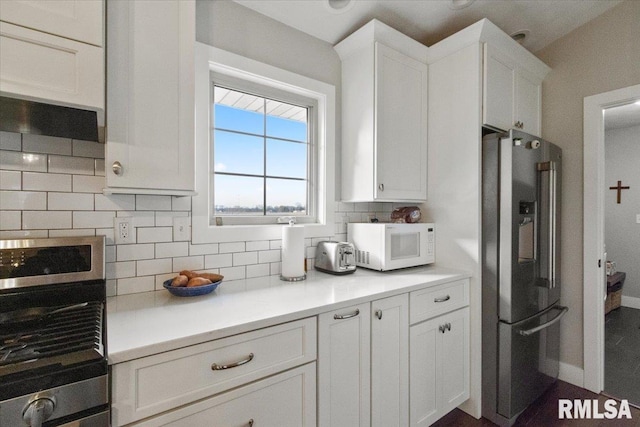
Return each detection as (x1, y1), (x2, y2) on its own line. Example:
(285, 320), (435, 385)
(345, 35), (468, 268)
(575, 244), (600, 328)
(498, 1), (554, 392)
(609, 180), (630, 204)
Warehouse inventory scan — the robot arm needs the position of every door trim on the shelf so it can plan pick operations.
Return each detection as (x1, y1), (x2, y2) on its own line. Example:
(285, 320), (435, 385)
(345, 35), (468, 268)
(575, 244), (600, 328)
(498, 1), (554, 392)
(583, 84), (640, 393)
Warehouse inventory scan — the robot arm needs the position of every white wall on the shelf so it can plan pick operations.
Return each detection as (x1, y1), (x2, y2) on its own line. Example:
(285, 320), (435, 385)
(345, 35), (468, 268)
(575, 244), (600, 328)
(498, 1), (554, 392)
(535, 0), (640, 370)
(605, 124), (640, 301)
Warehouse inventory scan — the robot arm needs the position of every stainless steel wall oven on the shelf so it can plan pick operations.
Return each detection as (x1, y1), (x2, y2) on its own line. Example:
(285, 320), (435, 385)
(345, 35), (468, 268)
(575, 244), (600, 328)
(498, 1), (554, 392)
(0, 236), (108, 427)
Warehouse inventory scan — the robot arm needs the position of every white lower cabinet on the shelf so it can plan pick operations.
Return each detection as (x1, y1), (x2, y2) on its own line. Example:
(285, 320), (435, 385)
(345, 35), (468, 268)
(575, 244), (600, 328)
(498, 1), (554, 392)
(131, 363), (316, 427)
(318, 294), (409, 427)
(410, 307), (470, 426)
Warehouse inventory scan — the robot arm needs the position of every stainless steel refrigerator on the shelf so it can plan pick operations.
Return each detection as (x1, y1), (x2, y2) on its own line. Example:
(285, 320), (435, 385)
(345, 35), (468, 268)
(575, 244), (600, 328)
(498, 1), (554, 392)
(481, 129), (568, 426)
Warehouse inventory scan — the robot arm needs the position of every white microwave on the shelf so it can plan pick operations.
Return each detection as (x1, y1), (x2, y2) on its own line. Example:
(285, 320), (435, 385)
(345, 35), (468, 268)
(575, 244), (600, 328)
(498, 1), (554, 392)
(347, 223), (435, 271)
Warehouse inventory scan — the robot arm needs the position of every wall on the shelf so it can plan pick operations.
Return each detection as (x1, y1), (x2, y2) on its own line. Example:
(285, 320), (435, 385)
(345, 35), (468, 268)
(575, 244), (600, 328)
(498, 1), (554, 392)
(0, 1), (395, 296)
(605, 124), (640, 301)
(535, 0), (640, 370)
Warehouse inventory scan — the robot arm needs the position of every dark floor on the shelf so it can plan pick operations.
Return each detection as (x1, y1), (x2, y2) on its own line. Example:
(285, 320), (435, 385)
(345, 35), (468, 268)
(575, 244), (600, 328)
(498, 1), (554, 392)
(432, 380), (640, 426)
(605, 306), (640, 407)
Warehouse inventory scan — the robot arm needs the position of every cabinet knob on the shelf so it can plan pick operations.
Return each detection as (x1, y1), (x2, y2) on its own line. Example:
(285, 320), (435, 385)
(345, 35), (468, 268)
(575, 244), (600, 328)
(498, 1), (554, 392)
(112, 161), (123, 176)
(375, 309), (383, 320)
(378, 183), (384, 191)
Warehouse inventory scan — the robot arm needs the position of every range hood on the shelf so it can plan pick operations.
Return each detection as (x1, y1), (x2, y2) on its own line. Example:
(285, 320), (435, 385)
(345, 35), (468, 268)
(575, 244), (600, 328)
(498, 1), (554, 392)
(0, 96), (100, 142)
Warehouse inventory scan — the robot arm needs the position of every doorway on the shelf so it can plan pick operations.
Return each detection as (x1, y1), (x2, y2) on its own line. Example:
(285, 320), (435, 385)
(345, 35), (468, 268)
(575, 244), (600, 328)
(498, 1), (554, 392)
(583, 84), (640, 397)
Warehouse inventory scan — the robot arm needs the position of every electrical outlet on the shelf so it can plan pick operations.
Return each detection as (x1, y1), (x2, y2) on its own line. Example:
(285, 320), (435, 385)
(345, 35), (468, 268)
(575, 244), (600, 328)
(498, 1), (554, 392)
(173, 216), (191, 241)
(114, 217), (135, 244)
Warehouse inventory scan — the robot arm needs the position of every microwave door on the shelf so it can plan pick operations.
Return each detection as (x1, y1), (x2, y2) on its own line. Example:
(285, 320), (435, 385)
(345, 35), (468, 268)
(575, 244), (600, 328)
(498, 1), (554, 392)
(385, 229), (426, 270)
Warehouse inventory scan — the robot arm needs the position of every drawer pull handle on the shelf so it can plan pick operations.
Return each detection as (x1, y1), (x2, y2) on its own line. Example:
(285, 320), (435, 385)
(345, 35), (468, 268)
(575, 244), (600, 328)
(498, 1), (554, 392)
(434, 295), (451, 303)
(334, 309), (360, 320)
(211, 353), (254, 371)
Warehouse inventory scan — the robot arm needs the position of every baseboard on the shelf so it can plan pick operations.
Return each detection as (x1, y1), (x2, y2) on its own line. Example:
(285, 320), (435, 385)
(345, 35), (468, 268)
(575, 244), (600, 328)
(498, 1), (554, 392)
(559, 362), (584, 388)
(621, 295), (640, 309)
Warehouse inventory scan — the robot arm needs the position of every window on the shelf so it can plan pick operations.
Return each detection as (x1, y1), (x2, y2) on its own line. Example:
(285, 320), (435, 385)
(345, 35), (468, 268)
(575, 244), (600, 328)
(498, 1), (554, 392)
(192, 44), (335, 243)
(211, 77), (316, 224)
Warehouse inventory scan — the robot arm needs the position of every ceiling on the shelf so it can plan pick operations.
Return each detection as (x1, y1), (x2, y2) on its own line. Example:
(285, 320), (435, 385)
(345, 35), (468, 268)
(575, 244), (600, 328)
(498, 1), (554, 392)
(233, 0), (622, 53)
(605, 101), (640, 130)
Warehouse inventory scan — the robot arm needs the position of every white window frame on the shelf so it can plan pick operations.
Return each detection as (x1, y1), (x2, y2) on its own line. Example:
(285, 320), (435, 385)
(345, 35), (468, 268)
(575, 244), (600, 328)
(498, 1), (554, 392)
(193, 43), (335, 243)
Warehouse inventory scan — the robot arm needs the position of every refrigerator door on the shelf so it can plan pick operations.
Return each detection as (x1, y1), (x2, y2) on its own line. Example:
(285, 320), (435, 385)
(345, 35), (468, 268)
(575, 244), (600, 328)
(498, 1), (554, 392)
(499, 130), (562, 323)
(497, 304), (567, 421)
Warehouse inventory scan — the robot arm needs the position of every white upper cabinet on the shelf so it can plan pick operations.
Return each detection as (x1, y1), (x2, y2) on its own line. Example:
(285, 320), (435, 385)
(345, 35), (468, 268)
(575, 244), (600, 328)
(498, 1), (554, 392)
(336, 20), (428, 202)
(0, 0), (104, 112)
(483, 43), (542, 136)
(105, 0), (195, 195)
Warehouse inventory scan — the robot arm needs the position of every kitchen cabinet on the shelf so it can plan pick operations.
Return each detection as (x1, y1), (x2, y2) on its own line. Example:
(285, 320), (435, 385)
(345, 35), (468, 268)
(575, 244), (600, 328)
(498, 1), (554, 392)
(318, 294), (409, 427)
(111, 317), (316, 426)
(483, 43), (542, 136)
(409, 279), (470, 426)
(0, 1), (104, 112)
(410, 307), (470, 426)
(336, 20), (428, 202)
(105, 0), (195, 195)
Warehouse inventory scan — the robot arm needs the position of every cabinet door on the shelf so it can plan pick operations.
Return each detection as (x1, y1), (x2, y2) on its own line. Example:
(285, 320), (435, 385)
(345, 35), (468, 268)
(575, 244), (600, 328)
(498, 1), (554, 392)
(409, 316), (439, 427)
(374, 42), (428, 201)
(135, 363), (316, 427)
(515, 71), (542, 136)
(106, 0), (195, 195)
(318, 303), (371, 427)
(0, 0), (103, 46)
(483, 44), (515, 132)
(371, 294), (409, 427)
(439, 307), (470, 412)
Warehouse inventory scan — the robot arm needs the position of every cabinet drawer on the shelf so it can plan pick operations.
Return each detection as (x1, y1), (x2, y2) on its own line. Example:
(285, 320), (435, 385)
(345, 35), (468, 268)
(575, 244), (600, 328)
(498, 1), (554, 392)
(134, 363), (316, 427)
(410, 279), (469, 324)
(112, 317), (316, 426)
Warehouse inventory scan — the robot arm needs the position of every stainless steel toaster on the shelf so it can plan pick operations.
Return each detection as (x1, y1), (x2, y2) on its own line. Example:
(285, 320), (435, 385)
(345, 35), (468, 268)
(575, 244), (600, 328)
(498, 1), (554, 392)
(314, 241), (356, 275)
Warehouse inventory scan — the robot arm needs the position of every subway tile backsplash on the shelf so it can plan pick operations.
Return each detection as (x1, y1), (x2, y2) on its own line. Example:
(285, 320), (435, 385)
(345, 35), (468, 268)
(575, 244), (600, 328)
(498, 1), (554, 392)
(0, 131), (396, 296)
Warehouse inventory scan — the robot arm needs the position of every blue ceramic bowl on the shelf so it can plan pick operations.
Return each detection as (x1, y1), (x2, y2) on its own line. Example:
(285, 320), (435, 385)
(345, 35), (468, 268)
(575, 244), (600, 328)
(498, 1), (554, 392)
(163, 279), (221, 297)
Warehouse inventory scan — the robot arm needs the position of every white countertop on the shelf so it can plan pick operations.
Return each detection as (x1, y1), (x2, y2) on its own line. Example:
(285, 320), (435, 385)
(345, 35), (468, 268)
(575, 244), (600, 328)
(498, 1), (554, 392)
(106, 266), (470, 364)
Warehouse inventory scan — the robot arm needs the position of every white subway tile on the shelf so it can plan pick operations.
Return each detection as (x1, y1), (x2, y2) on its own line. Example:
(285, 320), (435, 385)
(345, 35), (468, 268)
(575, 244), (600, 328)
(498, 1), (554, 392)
(270, 262), (281, 276)
(72, 175), (105, 193)
(155, 273), (175, 290)
(155, 211), (187, 227)
(259, 249), (280, 264)
(246, 263), (270, 279)
(172, 196), (191, 211)
(49, 229), (96, 237)
(204, 253), (233, 269)
(0, 132), (21, 151)
(23, 134), (71, 155)
(23, 172), (71, 192)
(73, 211), (114, 228)
(337, 202), (356, 212)
(0, 230), (48, 239)
(246, 240), (270, 251)
(105, 245), (116, 263)
(233, 251), (257, 266)
(220, 241), (245, 253)
(106, 261), (136, 279)
(189, 243), (219, 256)
(306, 246), (316, 259)
(1, 191), (46, 210)
(117, 276), (155, 295)
(23, 211), (71, 229)
(173, 256), (204, 272)
(97, 228), (115, 245)
(136, 195), (172, 211)
(269, 240), (282, 250)
(117, 243), (155, 261)
(137, 227), (172, 243)
(48, 192), (94, 210)
(0, 211), (21, 230)
(353, 202), (369, 212)
(95, 194), (135, 211)
(106, 280), (117, 297)
(95, 159), (105, 176)
(155, 242), (188, 258)
(219, 266), (246, 281)
(137, 258), (172, 276)
(72, 140), (105, 158)
(118, 211), (155, 227)
(48, 155), (94, 175)
(0, 171), (21, 190)
(1, 151), (47, 172)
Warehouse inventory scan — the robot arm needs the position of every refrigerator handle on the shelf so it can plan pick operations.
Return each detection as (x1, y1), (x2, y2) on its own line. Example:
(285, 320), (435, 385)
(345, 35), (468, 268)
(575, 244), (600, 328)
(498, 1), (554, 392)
(516, 306), (568, 336)
(538, 161), (557, 288)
